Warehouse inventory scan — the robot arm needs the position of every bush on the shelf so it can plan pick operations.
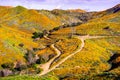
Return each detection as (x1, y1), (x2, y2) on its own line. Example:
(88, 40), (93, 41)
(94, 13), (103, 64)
(14, 61), (27, 71)
(36, 55), (49, 64)
(53, 27), (60, 31)
(24, 49), (37, 65)
(1, 63), (14, 70)
(103, 26), (110, 30)
(18, 43), (24, 47)
(37, 56), (46, 64)
(32, 32), (43, 39)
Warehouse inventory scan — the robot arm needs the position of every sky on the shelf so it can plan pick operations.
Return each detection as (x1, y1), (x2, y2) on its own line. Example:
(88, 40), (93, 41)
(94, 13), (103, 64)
(0, 0), (120, 11)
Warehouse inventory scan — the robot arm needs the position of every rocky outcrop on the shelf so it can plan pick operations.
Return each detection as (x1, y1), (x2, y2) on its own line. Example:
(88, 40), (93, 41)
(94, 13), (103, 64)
(108, 52), (120, 71)
(0, 69), (13, 77)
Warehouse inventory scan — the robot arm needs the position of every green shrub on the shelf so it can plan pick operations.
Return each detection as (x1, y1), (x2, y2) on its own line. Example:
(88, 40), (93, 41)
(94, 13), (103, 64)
(1, 63), (14, 69)
(32, 32), (43, 39)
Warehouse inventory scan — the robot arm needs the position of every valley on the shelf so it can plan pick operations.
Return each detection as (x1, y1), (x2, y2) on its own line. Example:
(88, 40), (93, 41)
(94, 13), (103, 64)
(0, 4), (120, 80)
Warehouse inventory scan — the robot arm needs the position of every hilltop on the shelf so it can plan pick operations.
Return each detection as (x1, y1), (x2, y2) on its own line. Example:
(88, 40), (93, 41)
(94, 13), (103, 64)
(66, 9), (86, 13)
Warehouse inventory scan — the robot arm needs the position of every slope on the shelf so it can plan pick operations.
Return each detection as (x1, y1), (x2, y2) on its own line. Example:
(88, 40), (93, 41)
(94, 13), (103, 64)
(52, 10), (120, 36)
(0, 6), (60, 32)
(0, 24), (38, 66)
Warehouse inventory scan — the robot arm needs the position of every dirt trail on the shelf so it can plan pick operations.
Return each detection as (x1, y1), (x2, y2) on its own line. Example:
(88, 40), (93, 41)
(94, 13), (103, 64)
(39, 35), (106, 76)
(38, 44), (61, 76)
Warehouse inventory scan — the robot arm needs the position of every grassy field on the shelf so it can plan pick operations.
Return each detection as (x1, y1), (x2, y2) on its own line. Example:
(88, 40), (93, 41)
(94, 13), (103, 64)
(0, 74), (59, 80)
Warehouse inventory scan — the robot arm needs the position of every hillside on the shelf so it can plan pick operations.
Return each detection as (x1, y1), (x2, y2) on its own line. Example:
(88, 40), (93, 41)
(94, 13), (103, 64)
(38, 9), (82, 25)
(0, 6), (60, 32)
(0, 4), (120, 80)
(66, 9), (86, 13)
(53, 7), (120, 36)
(93, 4), (120, 18)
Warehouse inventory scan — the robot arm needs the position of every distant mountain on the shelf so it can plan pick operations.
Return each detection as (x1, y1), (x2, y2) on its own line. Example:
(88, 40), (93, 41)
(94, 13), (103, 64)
(93, 4), (120, 18)
(67, 9), (86, 13)
(106, 4), (120, 13)
(39, 9), (82, 24)
(0, 6), (12, 8)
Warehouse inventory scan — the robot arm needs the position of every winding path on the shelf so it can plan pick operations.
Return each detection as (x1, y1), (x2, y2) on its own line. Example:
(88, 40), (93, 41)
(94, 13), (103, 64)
(38, 35), (106, 76)
(38, 44), (61, 76)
